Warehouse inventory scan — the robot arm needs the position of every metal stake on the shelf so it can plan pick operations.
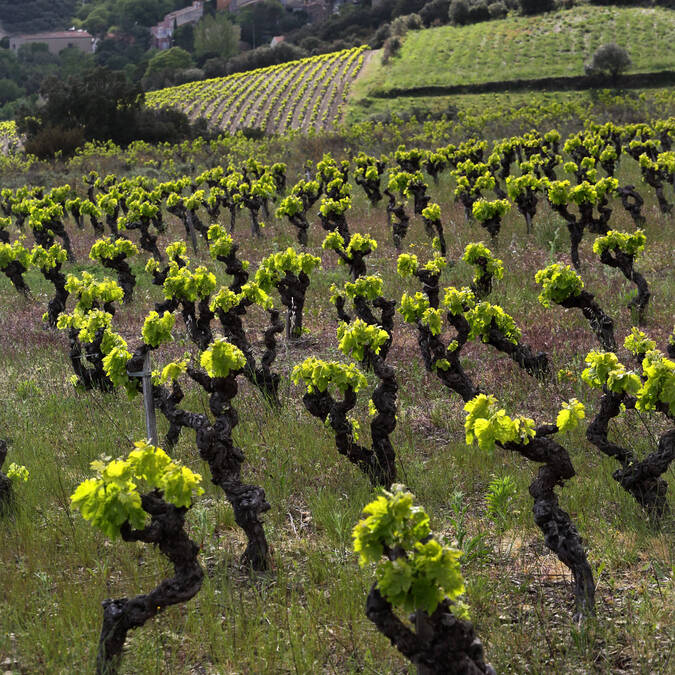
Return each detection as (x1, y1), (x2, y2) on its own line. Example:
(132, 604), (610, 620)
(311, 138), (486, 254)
(129, 351), (158, 445)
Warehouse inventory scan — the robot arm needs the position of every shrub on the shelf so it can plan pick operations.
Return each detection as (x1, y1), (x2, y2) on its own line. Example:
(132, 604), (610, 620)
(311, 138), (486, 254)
(23, 125), (85, 159)
(449, 0), (470, 24)
(588, 43), (632, 79)
(372, 22), (392, 48)
(469, 0), (491, 22)
(382, 36), (403, 64)
(420, 0), (451, 26)
(488, 1), (508, 18)
(519, 0), (555, 14)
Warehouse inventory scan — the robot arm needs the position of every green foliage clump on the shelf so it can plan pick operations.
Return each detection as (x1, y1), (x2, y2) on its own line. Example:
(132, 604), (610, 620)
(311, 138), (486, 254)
(342, 275), (384, 302)
(200, 339), (247, 379)
(466, 302), (521, 344)
(462, 243), (503, 281)
(592, 230), (646, 258)
(65, 272), (124, 311)
(624, 328), (656, 357)
(71, 440), (204, 539)
(556, 399), (586, 433)
(0, 240), (30, 270)
(464, 394), (536, 451)
(397, 253), (447, 279)
(207, 224), (235, 259)
(30, 243), (67, 270)
(155, 355), (190, 386)
(142, 311), (175, 348)
(164, 265), (216, 302)
(581, 350), (642, 396)
(471, 198), (510, 222)
(422, 202), (441, 222)
(89, 237), (138, 262)
(398, 291), (430, 324)
(534, 264), (584, 307)
(6, 463), (29, 482)
(292, 357), (367, 394)
(337, 319), (389, 361)
(442, 287), (477, 315)
(352, 485), (466, 615)
(255, 248), (321, 290)
(638, 351), (675, 415)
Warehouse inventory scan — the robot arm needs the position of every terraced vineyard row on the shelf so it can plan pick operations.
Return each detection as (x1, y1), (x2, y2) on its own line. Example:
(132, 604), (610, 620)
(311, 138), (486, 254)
(146, 46), (369, 135)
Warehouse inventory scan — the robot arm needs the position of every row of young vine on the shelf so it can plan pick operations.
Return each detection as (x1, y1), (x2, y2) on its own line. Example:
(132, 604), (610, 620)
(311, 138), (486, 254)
(1, 118), (673, 674)
(145, 46), (368, 135)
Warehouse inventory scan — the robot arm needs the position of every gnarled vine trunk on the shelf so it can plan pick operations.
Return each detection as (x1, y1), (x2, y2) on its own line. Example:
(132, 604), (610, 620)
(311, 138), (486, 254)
(96, 492), (203, 675)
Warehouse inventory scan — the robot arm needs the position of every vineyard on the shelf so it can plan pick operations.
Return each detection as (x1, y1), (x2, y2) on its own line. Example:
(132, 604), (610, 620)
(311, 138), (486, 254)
(349, 5), (675, 124)
(146, 46), (369, 135)
(0, 113), (673, 673)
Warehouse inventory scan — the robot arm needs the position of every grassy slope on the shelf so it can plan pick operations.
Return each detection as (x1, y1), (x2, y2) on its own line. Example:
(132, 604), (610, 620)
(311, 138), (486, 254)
(349, 5), (675, 124)
(0, 154), (673, 672)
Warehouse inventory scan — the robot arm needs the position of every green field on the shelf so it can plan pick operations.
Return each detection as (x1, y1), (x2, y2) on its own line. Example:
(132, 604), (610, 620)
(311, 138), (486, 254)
(362, 6), (675, 92)
(348, 5), (675, 125)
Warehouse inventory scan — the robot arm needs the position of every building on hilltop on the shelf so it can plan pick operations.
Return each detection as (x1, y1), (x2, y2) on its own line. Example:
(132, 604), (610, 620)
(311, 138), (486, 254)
(9, 30), (95, 55)
(151, 1), (205, 50)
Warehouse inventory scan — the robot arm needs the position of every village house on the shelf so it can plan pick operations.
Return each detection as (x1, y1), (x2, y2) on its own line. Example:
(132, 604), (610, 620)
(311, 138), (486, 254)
(9, 30), (94, 55)
(150, 1), (205, 50)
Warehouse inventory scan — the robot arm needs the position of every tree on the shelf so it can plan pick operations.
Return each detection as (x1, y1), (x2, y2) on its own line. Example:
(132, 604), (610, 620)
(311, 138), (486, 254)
(519, 0), (554, 15)
(448, 0), (470, 25)
(194, 12), (240, 61)
(588, 43), (632, 80)
(18, 67), (143, 144)
(144, 46), (195, 80)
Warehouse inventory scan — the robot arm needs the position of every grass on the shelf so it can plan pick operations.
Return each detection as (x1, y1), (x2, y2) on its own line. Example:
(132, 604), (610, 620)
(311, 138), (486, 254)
(361, 6), (675, 93)
(0, 152), (673, 673)
(348, 5), (675, 126)
(346, 86), (675, 129)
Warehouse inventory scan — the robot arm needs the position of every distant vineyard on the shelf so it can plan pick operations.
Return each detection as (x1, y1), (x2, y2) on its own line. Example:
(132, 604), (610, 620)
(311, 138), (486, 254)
(146, 46), (370, 135)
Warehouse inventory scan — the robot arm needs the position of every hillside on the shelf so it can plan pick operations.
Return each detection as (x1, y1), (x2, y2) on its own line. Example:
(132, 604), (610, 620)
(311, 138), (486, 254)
(0, 0), (76, 34)
(349, 5), (675, 123)
(146, 46), (369, 135)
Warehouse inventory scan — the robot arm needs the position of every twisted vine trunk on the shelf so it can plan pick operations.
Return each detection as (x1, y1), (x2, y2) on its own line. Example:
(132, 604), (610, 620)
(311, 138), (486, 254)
(617, 185), (645, 227)
(586, 392), (674, 519)
(215, 246), (249, 294)
(416, 313), (478, 403)
(96, 492), (203, 675)
(125, 219), (161, 260)
(41, 265), (68, 328)
(469, 258), (495, 300)
(384, 191), (410, 250)
(288, 212), (310, 246)
(366, 588), (495, 674)
(551, 204), (584, 269)
(421, 217), (447, 257)
(102, 255), (135, 304)
(215, 306), (283, 407)
(155, 370), (271, 570)
(277, 271), (310, 339)
(598, 249), (650, 325)
(0, 440), (12, 514)
(503, 427), (595, 619)
(484, 325), (550, 380)
(515, 193), (537, 235)
(2, 260), (30, 296)
(68, 327), (113, 392)
(560, 291), (616, 351)
(302, 349), (398, 488)
(319, 212), (350, 242)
